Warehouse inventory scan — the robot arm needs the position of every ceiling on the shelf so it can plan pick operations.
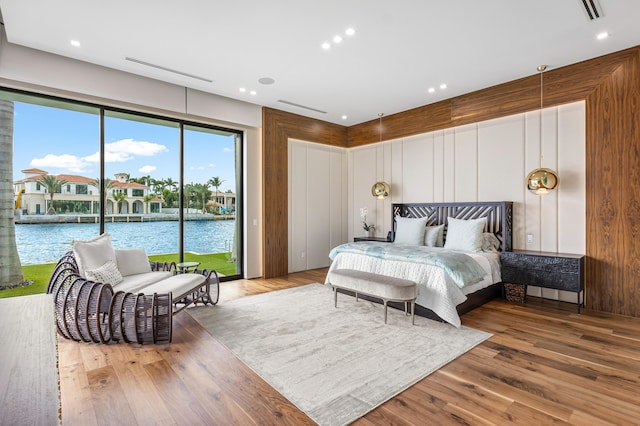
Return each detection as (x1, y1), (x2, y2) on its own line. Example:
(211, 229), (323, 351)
(1, 0), (639, 126)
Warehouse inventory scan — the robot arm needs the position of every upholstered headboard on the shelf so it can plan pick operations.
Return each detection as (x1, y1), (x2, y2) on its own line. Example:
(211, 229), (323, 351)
(392, 201), (513, 252)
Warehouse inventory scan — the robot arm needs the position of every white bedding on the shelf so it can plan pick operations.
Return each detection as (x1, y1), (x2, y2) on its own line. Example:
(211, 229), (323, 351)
(325, 245), (501, 327)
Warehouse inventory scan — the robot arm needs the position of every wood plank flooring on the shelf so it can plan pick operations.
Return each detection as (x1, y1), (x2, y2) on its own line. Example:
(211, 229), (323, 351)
(58, 268), (640, 425)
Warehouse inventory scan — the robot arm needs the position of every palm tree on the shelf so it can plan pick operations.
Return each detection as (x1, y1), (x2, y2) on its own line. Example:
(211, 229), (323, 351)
(207, 177), (225, 213)
(192, 183), (211, 213)
(164, 177), (177, 191)
(143, 194), (154, 214)
(0, 99), (25, 289)
(112, 191), (127, 213)
(37, 174), (68, 214)
(207, 177), (225, 198)
(92, 177), (115, 214)
(183, 183), (196, 211)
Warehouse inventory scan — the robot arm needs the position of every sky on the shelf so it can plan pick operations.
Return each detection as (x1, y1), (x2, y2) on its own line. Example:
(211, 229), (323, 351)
(12, 102), (238, 192)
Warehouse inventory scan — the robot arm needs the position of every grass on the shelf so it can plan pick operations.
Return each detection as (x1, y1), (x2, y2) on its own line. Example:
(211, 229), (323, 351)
(0, 251), (237, 299)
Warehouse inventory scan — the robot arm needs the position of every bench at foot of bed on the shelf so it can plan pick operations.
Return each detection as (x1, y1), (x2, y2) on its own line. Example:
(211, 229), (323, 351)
(327, 269), (417, 325)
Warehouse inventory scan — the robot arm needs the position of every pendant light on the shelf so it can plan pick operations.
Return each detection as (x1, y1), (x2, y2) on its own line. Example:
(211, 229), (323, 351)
(372, 113), (391, 199)
(527, 65), (559, 195)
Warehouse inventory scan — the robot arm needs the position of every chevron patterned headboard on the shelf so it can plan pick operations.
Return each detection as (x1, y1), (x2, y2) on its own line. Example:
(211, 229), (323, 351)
(392, 201), (513, 252)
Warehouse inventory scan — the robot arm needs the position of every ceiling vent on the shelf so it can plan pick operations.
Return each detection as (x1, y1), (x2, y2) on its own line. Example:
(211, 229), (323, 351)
(277, 99), (327, 114)
(125, 57), (213, 83)
(580, 0), (603, 20)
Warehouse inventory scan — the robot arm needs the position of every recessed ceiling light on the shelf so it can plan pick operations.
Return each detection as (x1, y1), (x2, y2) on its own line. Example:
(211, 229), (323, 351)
(322, 42), (331, 50)
(70, 40), (81, 47)
(239, 87), (246, 93)
(258, 77), (275, 85)
(333, 35), (343, 44)
(597, 31), (609, 40)
(341, 115), (347, 120)
(428, 87), (435, 93)
(345, 28), (356, 36)
(250, 90), (257, 95)
(440, 84), (447, 89)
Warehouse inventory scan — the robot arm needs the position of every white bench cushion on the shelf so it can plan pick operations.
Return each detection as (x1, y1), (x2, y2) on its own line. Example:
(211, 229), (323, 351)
(143, 274), (207, 301)
(329, 269), (417, 301)
(113, 271), (173, 293)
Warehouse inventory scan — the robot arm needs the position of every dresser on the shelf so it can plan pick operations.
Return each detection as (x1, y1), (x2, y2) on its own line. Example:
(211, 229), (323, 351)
(500, 250), (585, 312)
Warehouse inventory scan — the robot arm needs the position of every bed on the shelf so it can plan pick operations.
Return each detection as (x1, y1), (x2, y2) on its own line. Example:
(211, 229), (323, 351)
(326, 201), (513, 327)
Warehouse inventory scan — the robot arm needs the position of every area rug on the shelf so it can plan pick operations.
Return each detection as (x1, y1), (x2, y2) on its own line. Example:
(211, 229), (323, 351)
(188, 283), (491, 426)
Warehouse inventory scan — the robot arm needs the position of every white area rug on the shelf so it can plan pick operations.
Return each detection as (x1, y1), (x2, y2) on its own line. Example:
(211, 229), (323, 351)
(188, 283), (491, 426)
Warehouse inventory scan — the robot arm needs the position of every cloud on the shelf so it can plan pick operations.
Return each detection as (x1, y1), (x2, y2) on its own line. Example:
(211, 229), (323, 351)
(139, 165), (157, 173)
(32, 138), (170, 174)
(106, 138), (168, 156)
(30, 154), (92, 173)
(223, 147), (233, 153)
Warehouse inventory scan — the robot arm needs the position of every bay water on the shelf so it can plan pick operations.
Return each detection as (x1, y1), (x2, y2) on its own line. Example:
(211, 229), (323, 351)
(15, 220), (236, 265)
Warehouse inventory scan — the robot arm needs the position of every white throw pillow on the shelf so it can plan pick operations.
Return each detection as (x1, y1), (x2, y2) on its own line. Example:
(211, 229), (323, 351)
(115, 248), (152, 276)
(481, 232), (501, 252)
(424, 224), (445, 247)
(73, 233), (116, 279)
(85, 260), (124, 285)
(444, 217), (486, 252)
(393, 216), (428, 245)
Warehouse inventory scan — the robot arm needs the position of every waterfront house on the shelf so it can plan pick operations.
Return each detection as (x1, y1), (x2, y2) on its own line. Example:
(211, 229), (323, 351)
(14, 168), (162, 215)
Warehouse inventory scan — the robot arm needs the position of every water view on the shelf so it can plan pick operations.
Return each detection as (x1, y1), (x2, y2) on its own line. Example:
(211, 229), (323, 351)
(16, 220), (236, 265)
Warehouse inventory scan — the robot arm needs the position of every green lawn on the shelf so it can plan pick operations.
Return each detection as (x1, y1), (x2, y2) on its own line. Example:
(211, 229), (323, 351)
(0, 252), (236, 299)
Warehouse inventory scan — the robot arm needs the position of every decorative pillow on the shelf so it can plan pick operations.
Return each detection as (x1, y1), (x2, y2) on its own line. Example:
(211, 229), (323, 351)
(73, 233), (116, 279)
(85, 260), (124, 285)
(444, 217), (486, 252)
(481, 233), (501, 252)
(115, 248), (152, 276)
(393, 216), (428, 245)
(424, 224), (445, 247)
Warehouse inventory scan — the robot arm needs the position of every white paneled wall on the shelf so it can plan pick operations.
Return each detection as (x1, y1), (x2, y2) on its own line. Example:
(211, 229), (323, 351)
(288, 102), (585, 301)
(288, 140), (347, 273)
(347, 101), (586, 302)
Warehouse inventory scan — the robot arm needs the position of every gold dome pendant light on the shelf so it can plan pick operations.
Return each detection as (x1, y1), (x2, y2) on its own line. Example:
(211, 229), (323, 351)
(372, 113), (391, 199)
(527, 65), (559, 195)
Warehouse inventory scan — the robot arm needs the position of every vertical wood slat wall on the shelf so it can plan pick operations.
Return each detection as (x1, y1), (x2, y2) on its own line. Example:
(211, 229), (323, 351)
(262, 45), (640, 318)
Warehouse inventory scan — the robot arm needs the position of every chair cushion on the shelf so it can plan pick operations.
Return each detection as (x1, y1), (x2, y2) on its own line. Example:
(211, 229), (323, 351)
(73, 233), (116, 279)
(143, 274), (207, 301)
(115, 248), (152, 276)
(113, 271), (173, 293)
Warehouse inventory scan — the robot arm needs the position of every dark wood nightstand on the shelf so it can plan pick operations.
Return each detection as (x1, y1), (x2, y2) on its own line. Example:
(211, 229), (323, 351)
(353, 236), (392, 242)
(501, 250), (585, 313)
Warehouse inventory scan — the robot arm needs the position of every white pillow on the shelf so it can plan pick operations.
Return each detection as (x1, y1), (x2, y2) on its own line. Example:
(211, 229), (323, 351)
(115, 248), (152, 276)
(424, 224), (445, 247)
(481, 233), (501, 252)
(73, 233), (116, 279)
(444, 217), (486, 252)
(85, 260), (123, 285)
(393, 216), (428, 245)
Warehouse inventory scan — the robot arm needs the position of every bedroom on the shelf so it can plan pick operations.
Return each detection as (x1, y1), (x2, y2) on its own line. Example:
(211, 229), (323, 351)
(1, 1), (640, 424)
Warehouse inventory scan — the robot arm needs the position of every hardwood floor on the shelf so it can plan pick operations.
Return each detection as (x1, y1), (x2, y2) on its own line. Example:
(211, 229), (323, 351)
(58, 269), (640, 425)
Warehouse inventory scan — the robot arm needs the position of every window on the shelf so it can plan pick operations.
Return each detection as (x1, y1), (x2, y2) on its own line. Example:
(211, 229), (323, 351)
(4, 88), (243, 281)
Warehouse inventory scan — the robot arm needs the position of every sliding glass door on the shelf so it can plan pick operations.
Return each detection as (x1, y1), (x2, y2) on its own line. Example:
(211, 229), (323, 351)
(3, 88), (244, 281)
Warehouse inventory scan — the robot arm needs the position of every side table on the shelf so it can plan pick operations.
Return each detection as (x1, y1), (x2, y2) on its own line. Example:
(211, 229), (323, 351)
(354, 237), (392, 242)
(501, 250), (585, 313)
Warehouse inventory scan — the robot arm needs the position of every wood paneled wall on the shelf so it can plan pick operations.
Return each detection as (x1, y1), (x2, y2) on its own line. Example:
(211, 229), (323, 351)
(262, 108), (347, 278)
(262, 46), (640, 318)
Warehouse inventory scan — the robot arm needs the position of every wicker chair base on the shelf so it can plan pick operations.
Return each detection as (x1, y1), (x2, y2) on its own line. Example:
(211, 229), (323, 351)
(47, 251), (218, 345)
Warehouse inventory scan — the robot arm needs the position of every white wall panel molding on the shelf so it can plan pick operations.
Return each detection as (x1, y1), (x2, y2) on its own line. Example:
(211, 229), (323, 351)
(288, 139), (347, 273)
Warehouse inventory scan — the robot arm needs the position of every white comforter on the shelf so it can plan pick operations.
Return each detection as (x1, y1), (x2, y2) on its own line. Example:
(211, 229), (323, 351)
(325, 245), (501, 327)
